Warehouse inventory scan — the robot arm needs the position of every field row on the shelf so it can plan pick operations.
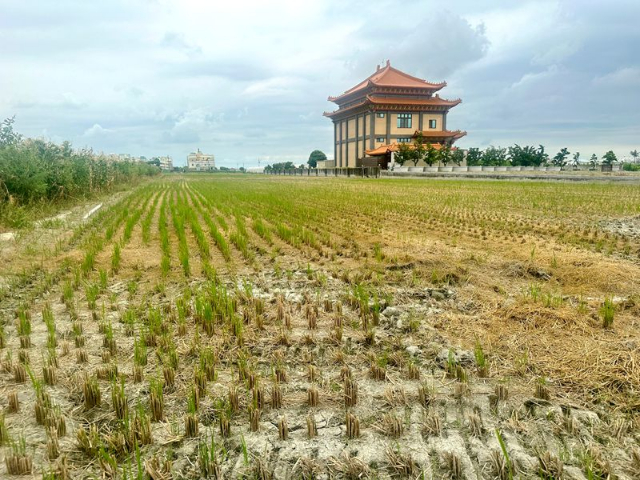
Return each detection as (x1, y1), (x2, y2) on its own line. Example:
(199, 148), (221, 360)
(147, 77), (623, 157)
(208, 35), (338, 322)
(0, 175), (638, 479)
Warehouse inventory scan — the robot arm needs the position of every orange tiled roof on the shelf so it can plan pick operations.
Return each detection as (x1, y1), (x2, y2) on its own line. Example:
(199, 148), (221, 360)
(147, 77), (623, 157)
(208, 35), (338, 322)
(329, 61), (446, 103)
(322, 97), (369, 118)
(365, 142), (447, 156)
(323, 95), (460, 118)
(415, 129), (467, 140)
(367, 95), (461, 107)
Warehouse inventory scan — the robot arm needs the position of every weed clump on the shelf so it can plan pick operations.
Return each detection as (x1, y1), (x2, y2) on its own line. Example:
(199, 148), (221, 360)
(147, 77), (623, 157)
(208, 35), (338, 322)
(600, 297), (615, 329)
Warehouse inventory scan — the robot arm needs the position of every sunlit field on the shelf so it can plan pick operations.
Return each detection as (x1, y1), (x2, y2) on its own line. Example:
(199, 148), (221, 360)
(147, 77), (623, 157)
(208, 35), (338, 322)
(1, 175), (639, 479)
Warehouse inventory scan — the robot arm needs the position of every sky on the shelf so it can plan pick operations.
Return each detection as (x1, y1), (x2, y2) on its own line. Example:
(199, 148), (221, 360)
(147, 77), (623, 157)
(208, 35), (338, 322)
(2, 0), (639, 167)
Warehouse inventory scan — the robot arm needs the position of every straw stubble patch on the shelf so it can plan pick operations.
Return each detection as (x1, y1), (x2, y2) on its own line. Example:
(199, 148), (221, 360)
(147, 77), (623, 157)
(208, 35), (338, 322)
(2, 175), (639, 478)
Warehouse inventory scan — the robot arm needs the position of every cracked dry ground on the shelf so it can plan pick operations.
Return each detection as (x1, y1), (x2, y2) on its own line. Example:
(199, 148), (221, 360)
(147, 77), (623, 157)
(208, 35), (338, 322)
(0, 175), (639, 479)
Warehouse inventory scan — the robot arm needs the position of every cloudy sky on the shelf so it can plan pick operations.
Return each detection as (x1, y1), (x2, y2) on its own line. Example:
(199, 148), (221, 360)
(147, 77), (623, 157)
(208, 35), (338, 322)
(2, 0), (639, 166)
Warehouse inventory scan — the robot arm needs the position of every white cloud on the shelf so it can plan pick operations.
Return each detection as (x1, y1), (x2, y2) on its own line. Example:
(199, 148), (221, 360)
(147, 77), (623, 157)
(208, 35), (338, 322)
(593, 67), (640, 88)
(243, 77), (305, 99)
(83, 124), (112, 137)
(2, 0), (639, 166)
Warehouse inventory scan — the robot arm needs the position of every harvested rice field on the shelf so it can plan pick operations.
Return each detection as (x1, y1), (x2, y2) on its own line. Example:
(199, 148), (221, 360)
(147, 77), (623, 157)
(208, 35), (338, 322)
(1, 175), (639, 479)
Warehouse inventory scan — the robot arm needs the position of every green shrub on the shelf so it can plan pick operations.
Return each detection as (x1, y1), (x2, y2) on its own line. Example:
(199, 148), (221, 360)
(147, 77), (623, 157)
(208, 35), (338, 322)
(0, 117), (160, 226)
(622, 163), (640, 172)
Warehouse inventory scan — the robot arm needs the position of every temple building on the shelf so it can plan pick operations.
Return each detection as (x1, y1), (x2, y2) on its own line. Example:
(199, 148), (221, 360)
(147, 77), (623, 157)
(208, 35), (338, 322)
(324, 61), (466, 168)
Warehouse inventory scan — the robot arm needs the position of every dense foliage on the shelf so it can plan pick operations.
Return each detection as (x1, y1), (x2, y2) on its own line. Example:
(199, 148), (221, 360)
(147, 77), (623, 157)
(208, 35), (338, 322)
(0, 117), (160, 207)
(307, 150), (327, 168)
(391, 136), (634, 169)
(264, 162), (297, 172)
(601, 150), (617, 165)
(394, 133), (458, 167)
(622, 163), (640, 171)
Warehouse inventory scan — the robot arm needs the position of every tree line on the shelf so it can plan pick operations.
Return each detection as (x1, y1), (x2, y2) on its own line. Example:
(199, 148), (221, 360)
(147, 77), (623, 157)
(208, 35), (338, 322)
(394, 133), (465, 166)
(265, 144), (635, 172)
(264, 150), (328, 171)
(462, 145), (620, 168)
(0, 117), (160, 222)
(394, 135), (623, 168)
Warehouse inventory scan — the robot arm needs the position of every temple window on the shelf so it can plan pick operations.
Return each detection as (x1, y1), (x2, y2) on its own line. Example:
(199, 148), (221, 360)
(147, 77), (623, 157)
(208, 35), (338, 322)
(429, 119), (437, 129)
(397, 113), (412, 128)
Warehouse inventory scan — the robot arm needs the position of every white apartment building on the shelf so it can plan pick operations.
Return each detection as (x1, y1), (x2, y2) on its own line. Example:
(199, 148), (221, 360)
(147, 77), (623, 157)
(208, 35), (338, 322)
(187, 149), (216, 170)
(159, 156), (173, 171)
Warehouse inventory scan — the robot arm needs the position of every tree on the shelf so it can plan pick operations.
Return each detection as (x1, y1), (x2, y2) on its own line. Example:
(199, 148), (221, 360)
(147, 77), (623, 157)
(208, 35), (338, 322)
(630, 149), (639, 163)
(535, 145), (549, 166)
(267, 162), (295, 171)
(481, 146), (507, 166)
(552, 147), (570, 167)
(423, 143), (439, 167)
(451, 148), (465, 166)
(308, 150), (327, 168)
(61, 140), (73, 158)
(601, 150), (617, 165)
(465, 148), (482, 166)
(411, 132), (427, 166)
(0, 116), (22, 147)
(572, 151), (580, 166)
(393, 142), (414, 166)
(589, 154), (598, 169)
(508, 145), (539, 166)
(438, 144), (452, 166)
(147, 158), (161, 167)
(394, 134), (428, 167)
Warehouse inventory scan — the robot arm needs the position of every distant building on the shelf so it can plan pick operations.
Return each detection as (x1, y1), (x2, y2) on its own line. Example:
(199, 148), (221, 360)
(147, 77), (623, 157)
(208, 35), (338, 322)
(187, 149), (216, 171)
(324, 61), (466, 168)
(111, 153), (134, 162)
(104, 153), (142, 163)
(316, 160), (336, 169)
(159, 156), (173, 171)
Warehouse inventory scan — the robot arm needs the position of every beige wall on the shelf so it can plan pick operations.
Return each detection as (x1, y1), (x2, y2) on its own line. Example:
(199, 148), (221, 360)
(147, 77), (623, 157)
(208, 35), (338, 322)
(374, 113), (387, 136)
(374, 137), (386, 147)
(316, 160), (336, 169)
(333, 109), (448, 166)
(347, 119), (356, 139)
(347, 142), (356, 167)
(422, 113), (444, 131)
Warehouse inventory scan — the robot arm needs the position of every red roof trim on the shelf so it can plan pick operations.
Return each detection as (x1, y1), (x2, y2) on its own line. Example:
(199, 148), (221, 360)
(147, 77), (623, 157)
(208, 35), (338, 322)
(328, 62), (446, 104)
(323, 95), (461, 118)
(367, 95), (461, 107)
(414, 129), (467, 140)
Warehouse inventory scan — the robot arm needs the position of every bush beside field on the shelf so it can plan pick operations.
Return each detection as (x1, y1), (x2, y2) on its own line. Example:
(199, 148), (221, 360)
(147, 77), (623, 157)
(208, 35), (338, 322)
(0, 118), (160, 227)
